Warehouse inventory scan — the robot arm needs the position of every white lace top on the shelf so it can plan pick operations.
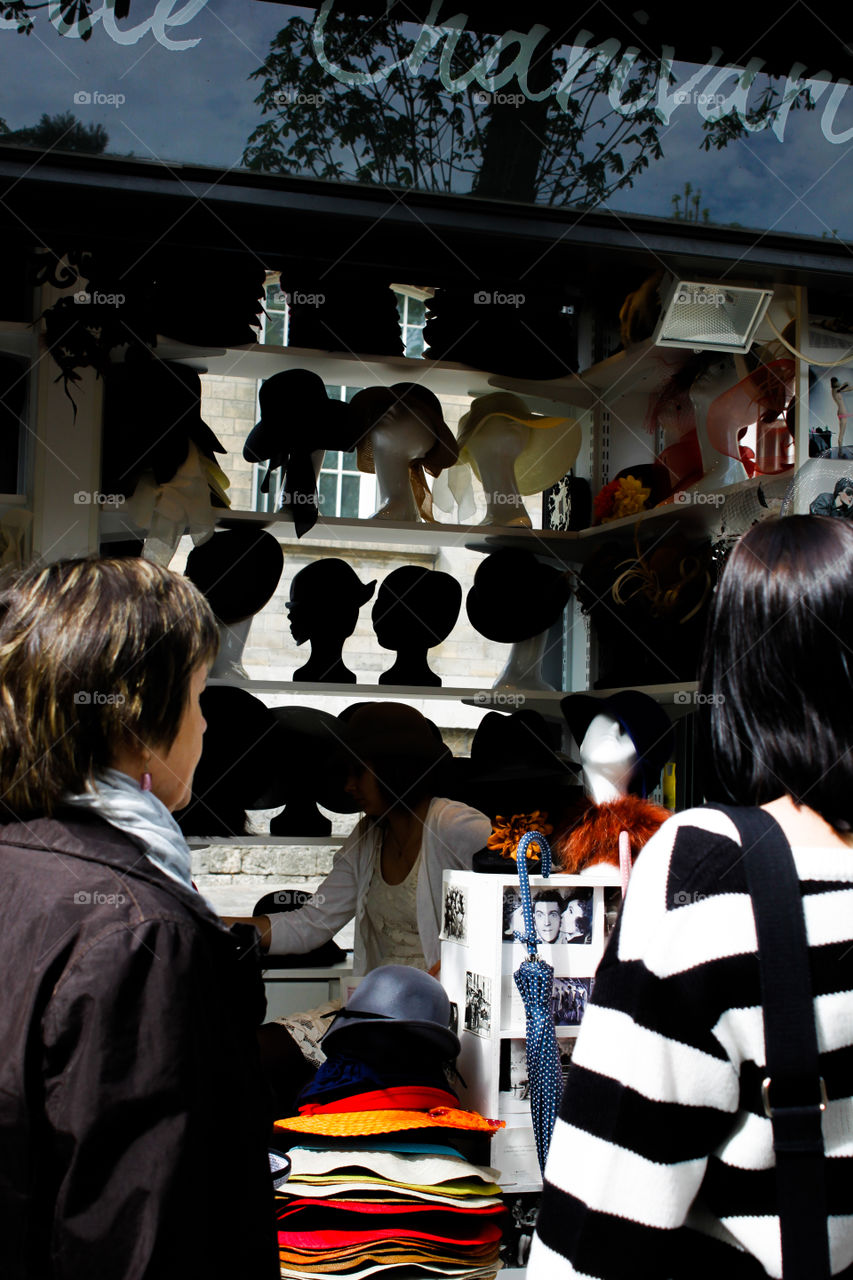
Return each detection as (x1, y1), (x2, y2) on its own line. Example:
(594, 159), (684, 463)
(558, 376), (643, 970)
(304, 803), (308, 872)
(363, 846), (427, 969)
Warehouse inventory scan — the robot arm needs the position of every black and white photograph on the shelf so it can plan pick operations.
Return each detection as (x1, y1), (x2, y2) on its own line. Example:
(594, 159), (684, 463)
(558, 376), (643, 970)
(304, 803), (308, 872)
(559, 1037), (577, 1085)
(499, 1192), (542, 1270)
(442, 884), (468, 944)
(552, 977), (593, 1025)
(604, 887), (623, 938)
(499, 1037), (530, 1101)
(464, 970), (492, 1038)
(503, 885), (594, 944)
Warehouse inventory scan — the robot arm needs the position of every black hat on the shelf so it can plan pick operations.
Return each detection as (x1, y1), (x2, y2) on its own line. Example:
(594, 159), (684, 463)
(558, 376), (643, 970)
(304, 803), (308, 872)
(466, 550), (571, 643)
(185, 527), (284, 624)
(102, 358), (225, 499)
(561, 690), (675, 798)
(249, 706), (360, 826)
(177, 686), (279, 836)
(243, 369), (361, 536)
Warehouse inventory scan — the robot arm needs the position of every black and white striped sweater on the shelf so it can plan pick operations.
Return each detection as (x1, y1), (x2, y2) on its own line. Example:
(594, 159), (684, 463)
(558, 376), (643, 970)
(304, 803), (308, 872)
(528, 806), (853, 1280)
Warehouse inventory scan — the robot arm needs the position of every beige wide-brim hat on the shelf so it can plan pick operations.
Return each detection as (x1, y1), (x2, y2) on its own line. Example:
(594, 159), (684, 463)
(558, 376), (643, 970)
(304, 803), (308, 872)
(457, 392), (581, 495)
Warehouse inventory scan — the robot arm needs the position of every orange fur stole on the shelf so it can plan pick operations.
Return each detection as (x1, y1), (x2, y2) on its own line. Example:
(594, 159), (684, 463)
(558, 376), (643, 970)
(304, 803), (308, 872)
(552, 795), (671, 873)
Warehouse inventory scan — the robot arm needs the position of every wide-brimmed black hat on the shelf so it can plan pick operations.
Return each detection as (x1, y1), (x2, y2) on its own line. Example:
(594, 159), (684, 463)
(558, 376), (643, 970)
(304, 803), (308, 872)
(102, 358), (225, 499)
(249, 706), (360, 828)
(466, 550), (572, 643)
(561, 690), (675, 798)
(243, 369), (361, 535)
(324, 702), (452, 812)
(322, 965), (460, 1060)
(177, 686), (279, 836)
(185, 526), (284, 624)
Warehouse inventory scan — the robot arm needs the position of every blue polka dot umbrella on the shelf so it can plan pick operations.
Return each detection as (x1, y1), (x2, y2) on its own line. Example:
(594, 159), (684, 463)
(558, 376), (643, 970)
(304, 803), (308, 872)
(513, 830), (564, 1176)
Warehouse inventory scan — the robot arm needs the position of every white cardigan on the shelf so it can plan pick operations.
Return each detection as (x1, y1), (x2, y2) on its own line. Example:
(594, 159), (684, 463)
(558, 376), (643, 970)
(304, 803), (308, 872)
(266, 797), (491, 973)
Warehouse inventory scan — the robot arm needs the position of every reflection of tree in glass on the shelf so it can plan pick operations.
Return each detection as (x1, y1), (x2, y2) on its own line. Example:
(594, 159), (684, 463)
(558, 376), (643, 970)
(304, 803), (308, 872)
(244, 11), (795, 211)
(0, 112), (108, 154)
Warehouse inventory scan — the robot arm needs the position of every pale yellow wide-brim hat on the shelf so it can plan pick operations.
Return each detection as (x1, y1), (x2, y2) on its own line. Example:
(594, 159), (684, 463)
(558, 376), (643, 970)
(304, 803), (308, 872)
(457, 392), (582, 495)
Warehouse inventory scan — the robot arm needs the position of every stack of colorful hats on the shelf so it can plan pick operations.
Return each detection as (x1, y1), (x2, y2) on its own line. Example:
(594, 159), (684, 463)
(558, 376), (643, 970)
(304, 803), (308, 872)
(272, 966), (506, 1279)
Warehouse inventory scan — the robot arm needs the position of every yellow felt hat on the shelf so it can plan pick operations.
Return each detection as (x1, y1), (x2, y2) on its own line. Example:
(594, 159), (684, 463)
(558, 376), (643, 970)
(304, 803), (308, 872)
(456, 392), (581, 495)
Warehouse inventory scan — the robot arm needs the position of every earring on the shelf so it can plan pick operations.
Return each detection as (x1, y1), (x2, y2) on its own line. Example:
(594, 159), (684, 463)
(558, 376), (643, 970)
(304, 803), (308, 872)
(140, 772), (152, 792)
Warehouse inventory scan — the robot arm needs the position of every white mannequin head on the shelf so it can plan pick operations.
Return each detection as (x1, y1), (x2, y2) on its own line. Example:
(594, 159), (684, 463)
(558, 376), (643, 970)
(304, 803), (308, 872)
(579, 712), (638, 804)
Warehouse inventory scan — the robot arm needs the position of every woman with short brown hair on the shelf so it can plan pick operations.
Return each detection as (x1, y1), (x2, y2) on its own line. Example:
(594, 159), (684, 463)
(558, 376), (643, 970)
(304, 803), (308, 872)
(0, 556), (278, 1280)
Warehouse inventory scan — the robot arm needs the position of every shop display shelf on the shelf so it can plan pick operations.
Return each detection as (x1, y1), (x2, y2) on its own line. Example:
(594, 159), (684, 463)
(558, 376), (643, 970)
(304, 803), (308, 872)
(164, 338), (497, 399)
(206, 676), (568, 717)
(99, 504), (584, 561)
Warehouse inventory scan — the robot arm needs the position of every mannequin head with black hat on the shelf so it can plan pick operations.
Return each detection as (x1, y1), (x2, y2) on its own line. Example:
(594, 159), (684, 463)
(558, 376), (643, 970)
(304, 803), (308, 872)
(243, 369), (361, 537)
(372, 564), (462, 687)
(185, 526), (284, 681)
(350, 383), (458, 522)
(248, 705), (359, 838)
(466, 550), (571, 693)
(287, 558), (376, 683)
(552, 690), (673, 873)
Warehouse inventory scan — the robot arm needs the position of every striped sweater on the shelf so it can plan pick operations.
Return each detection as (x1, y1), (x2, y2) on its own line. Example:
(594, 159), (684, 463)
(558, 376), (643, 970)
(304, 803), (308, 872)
(528, 806), (853, 1280)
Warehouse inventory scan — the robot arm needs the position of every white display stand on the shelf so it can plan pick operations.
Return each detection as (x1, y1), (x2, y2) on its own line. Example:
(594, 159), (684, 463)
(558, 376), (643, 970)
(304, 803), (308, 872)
(440, 866), (622, 1194)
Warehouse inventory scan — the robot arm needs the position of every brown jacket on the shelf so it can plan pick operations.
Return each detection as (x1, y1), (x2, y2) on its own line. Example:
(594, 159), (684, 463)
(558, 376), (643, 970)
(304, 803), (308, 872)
(0, 810), (278, 1279)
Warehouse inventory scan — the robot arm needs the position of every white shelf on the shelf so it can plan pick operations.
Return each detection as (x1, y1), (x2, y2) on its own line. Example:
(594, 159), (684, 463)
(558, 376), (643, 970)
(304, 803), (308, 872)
(99, 504), (583, 561)
(165, 339), (497, 399)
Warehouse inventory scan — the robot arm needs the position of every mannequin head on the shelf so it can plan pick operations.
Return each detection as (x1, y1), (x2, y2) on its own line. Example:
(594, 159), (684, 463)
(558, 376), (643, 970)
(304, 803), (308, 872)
(579, 712), (639, 805)
(287, 558), (376, 646)
(372, 566), (462, 652)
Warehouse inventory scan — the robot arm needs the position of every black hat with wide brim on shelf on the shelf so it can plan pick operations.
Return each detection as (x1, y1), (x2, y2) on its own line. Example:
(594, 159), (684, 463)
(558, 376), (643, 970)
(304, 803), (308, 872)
(249, 706), (360, 835)
(185, 526), (284, 625)
(177, 686), (280, 837)
(465, 549), (572, 643)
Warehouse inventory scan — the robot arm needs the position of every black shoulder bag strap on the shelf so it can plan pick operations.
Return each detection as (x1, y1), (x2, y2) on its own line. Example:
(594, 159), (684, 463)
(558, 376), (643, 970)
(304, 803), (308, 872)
(710, 804), (830, 1280)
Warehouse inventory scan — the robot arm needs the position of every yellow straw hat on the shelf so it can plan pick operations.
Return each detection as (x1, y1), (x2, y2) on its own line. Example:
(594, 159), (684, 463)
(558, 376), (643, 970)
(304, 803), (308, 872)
(456, 392), (581, 496)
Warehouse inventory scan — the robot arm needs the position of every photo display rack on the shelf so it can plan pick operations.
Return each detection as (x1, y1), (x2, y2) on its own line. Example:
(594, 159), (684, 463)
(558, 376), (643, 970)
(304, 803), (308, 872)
(440, 867), (622, 1192)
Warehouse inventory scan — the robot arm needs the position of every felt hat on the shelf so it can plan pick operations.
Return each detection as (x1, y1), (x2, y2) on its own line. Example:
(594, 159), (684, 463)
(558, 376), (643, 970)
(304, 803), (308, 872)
(184, 526), (284, 624)
(322, 965), (460, 1059)
(288, 556), (377, 613)
(102, 358), (225, 499)
(249, 705), (359, 819)
(465, 549), (571, 643)
(176, 686), (279, 835)
(351, 383), (458, 479)
(456, 392), (581, 496)
(561, 690), (675, 798)
(243, 369), (361, 536)
(330, 702), (451, 792)
(372, 565), (462, 650)
(460, 709), (579, 827)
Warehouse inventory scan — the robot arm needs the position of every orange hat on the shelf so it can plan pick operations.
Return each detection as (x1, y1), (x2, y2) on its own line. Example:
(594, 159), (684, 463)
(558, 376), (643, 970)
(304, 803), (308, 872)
(274, 1107), (504, 1141)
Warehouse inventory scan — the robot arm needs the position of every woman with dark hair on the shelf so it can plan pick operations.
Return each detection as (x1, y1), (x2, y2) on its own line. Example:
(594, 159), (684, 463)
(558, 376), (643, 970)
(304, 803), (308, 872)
(230, 702), (490, 975)
(0, 558), (278, 1280)
(529, 516), (853, 1280)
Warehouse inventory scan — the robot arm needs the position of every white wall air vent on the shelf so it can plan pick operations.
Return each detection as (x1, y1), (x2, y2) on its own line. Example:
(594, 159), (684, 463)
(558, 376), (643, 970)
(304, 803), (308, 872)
(653, 279), (774, 354)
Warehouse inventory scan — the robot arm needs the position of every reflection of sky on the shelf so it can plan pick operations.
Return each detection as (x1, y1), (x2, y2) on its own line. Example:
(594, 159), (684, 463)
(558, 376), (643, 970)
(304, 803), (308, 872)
(0, 1), (849, 241)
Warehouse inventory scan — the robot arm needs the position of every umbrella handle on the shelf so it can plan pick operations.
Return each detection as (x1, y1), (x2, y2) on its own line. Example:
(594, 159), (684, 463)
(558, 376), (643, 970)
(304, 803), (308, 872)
(514, 830), (553, 959)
